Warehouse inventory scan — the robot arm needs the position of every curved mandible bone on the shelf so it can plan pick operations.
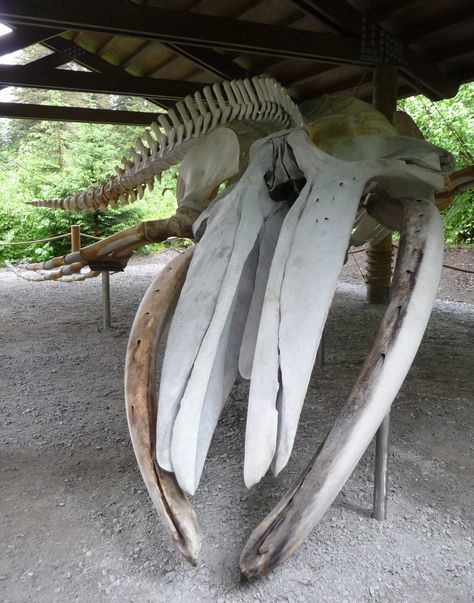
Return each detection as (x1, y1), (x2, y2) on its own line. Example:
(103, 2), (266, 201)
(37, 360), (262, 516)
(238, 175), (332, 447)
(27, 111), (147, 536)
(240, 197), (443, 578)
(125, 247), (201, 566)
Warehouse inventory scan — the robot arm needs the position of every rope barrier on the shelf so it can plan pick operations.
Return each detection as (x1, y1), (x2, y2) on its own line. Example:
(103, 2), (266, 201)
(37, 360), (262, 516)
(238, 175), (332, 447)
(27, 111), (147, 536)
(348, 244), (474, 277)
(0, 231), (104, 246)
(0, 233), (71, 246)
(3, 234), (472, 274)
(80, 233), (103, 241)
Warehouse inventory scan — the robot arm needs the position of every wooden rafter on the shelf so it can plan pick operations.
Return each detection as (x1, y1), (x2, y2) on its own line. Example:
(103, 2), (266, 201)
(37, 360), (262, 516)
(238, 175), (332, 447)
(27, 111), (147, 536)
(41, 36), (170, 108)
(0, 64), (202, 99)
(0, 102), (157, 125)
(0, 0), (369, 65)
(0, 25), (60, 57)
(126, 0), (248, 80)
(163, 44), (247, 80)
(290, 0), (459, 99)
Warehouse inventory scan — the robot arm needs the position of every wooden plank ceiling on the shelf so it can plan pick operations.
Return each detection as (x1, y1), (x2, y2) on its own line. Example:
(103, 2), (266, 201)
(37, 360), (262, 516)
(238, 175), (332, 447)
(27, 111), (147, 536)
(0, 0), (472, 124)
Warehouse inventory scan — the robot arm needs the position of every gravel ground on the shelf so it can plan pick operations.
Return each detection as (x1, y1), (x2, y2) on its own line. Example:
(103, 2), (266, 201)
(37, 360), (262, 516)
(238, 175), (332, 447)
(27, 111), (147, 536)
(0, 249), (473, 602)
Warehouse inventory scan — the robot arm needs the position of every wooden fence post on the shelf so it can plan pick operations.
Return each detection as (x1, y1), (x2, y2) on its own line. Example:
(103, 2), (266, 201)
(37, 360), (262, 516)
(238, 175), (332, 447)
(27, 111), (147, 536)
(70, 224), (81, 252)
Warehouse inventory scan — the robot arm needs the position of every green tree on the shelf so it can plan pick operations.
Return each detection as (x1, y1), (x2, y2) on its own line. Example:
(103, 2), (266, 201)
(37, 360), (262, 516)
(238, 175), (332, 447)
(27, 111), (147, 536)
(399, 82), (474, 245)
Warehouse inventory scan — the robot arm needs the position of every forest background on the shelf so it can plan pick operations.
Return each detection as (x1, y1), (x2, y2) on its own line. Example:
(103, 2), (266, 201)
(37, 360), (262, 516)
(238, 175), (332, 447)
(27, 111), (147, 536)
(0, 44), (473, 263)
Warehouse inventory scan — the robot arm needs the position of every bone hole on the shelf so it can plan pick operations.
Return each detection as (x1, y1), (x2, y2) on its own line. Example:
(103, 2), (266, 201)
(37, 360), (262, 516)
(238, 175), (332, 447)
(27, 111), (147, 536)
(406, 269), (413, 274)
(415, 229), (421, 233)
(419, 214), (424, 218)
(324, 217), (329, 220)
(154, 289), (160, 292)
(339, 182), (343, 186)
(136, 339), (141, 347)
(145, 312), (150, 315)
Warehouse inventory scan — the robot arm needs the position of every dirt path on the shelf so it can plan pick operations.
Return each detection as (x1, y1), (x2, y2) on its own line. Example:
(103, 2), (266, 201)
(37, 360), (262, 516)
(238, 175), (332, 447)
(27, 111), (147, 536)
(0, 250), (472, 602)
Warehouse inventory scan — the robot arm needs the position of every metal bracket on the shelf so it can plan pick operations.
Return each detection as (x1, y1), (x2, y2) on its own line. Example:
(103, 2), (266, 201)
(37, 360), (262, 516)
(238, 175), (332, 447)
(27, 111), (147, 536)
(360, 17), (403, 65)
(88, 257), (127, 272)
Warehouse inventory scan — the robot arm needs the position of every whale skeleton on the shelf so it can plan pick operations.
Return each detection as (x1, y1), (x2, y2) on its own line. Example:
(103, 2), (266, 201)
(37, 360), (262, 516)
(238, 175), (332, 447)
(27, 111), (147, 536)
(14, 77), (460, 577)
(126, 127), (448, 576)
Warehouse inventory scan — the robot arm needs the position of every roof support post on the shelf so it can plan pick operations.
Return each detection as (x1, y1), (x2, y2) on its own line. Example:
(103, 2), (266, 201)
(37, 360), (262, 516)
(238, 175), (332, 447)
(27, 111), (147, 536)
(366, 65), (398, 305)
(368, 66), (398, 524)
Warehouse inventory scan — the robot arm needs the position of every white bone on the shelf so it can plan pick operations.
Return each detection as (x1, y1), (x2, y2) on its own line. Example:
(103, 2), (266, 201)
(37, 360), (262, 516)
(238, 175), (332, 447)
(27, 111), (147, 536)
(135, 137), (149, 161)
(230, 80), (247, 120)
(150, 121), (167, 150)
(222, 81), (240, 121)
(144, 129), (158, 154)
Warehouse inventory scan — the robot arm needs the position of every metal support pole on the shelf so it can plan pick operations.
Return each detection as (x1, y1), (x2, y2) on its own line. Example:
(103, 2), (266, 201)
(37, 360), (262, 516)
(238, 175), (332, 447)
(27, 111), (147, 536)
(366, 66), (398, 305)
(101, 270), (112, 329)
(373, 413), (390, 520)
(70, 224), (80, 253)
(369, 66), (398, 519)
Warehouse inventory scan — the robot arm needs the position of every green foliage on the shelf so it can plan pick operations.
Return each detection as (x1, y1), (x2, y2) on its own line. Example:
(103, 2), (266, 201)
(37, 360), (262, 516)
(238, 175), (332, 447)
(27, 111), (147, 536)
(441, 192), (474, 245)
(0, 86), (178, 263)
(398, 82), (474, 246)
(0, 63), (473, 263)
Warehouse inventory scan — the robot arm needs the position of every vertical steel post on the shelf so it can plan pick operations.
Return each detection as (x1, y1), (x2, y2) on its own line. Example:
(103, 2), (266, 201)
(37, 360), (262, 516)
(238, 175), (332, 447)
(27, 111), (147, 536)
(369, 65), (398, 520)
(70, 224), (80, 253)
(102, 271), (112, 329)
(373, 412), (390, 520)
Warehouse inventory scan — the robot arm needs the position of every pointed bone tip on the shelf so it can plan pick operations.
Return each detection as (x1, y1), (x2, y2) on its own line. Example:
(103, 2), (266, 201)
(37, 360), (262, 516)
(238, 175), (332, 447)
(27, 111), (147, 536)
(243, 466), (264, 490)
(239, 548), (271, 580)
(179, 539), (201, 567)
(271, 450), (290, 478)
(172, 467), (198, 497)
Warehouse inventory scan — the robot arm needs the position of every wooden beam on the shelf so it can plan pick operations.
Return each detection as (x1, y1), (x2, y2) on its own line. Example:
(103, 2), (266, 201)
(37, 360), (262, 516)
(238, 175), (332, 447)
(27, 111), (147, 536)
(0, 0), (366, 66)
(164, 44), (247, 80)
(0, 64), (200, 100)
(290, 0), (458, 99)
(0, 46), (70, 95)
(403, 6), (474, 44)
(0, 102), (157, 125)
(290, 0), (360, 35)
(0, 25), (60, 57)
(366, 0), (425, 24)
(125, 0), (247, 79)
(41, 36), (170, 107)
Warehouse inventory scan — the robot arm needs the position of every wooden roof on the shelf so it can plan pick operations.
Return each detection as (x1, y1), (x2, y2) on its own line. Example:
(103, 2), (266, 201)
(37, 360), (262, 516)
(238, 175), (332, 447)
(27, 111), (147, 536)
(0, 0), (472, 123)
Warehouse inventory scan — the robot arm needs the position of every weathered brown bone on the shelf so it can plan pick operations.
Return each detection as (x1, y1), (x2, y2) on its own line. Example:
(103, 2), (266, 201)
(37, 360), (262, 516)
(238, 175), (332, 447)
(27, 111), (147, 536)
(17, 208), (198, 282)
(125, 247), (201, 565)
(239, 197), (443, 578)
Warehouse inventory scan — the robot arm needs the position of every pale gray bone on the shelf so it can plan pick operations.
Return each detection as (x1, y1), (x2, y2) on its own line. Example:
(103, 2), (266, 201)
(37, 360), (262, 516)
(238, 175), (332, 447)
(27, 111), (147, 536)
(239, 204), (289, 379)
(244, 130), (448, 487)
(240, 196), (443, 578)
(156, 141), (283, 480)
(156, 191), (241, 473)
(172, 238), (260, 494)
